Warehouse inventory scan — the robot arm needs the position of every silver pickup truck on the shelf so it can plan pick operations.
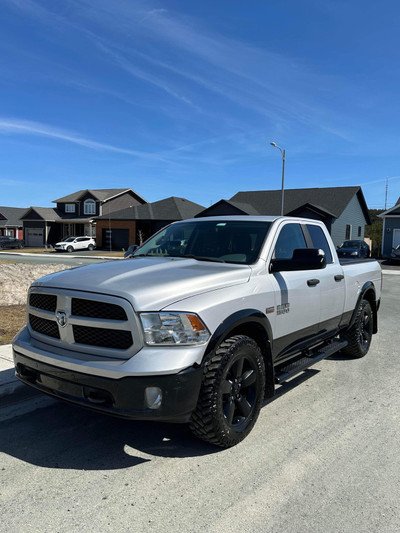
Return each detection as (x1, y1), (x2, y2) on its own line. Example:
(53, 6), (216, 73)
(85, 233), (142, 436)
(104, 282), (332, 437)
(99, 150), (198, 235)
(13, 216), (382, 447)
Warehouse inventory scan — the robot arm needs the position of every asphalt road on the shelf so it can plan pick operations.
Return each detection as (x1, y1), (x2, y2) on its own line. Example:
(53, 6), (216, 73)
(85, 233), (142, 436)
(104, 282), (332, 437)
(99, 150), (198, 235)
(0, 274), (399, 533)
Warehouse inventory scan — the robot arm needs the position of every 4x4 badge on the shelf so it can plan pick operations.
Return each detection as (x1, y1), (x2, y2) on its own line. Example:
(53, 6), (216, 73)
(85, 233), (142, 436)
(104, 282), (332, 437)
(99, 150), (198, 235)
(56, 311), (67, 327)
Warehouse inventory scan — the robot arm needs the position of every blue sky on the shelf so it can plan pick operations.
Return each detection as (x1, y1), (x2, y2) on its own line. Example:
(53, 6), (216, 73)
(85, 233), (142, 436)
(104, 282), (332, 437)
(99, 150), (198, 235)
(1, 0), (399, 210)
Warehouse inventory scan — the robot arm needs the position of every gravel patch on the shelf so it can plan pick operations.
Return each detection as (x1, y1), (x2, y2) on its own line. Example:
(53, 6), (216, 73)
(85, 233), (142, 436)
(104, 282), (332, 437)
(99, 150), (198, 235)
(0, 263), (71, 306)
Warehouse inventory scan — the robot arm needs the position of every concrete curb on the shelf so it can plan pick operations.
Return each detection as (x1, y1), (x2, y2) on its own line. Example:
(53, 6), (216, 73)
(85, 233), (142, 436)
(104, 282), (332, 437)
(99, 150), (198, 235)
(0, 344), (22, 398)
(0, 344), (54, 421)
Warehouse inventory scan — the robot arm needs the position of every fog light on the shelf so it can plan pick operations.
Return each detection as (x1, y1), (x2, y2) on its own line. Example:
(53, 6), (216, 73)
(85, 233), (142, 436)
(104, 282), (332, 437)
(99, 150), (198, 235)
(145, 387), (162, 409)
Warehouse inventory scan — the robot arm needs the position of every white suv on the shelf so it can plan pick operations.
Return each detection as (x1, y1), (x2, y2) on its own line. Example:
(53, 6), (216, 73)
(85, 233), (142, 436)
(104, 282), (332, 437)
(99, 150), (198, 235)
(54, 236), (96, 253)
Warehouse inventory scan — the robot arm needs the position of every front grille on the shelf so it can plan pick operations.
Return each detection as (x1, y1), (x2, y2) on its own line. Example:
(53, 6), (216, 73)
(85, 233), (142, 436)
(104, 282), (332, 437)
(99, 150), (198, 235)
(71, 298), (127, 320)
(28, 290), (138, 357)
(73, 325), (133, 349)
(29, 293), (57, 312)
(29, 314), (60, 339)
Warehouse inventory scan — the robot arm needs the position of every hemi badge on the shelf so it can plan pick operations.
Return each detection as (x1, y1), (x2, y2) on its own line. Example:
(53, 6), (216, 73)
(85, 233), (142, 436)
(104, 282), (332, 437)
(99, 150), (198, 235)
(266, 307), (275, 314)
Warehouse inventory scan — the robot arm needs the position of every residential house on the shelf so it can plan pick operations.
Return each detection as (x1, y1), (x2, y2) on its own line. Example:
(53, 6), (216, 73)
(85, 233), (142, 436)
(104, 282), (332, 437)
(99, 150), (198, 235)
(20, 188), (147, 247)
(94, 197), (205, 249)
(379, 197), (400, 257)
(196, 186), (371, 247)
(0, 206), (26, 239)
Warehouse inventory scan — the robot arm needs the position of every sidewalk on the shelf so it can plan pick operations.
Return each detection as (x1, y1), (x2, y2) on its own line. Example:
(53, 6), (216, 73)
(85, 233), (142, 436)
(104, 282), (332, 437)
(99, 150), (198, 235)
(0, 344), (53, 421)
(0, 343), (19, 397)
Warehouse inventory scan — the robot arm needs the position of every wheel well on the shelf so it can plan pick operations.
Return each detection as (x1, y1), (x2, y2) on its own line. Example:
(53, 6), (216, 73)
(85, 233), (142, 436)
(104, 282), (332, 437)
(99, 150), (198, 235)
(228, 322), (275, 398)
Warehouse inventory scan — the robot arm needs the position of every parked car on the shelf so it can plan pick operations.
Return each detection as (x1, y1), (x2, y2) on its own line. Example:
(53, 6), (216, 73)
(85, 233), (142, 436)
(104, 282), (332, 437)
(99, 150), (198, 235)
(337, 240), (370, 258)
(14, 217), (382, 448)
(124, 244), (139, 258)
(54, 236), (96, 253)
(0, 235), (24, 249)
(391, 244), (400, 263)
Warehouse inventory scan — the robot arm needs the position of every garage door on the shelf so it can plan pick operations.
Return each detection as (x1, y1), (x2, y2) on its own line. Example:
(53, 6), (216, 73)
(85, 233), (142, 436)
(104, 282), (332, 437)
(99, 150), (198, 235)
(102, 228), (129, 251)
(26, 229), (43, 247)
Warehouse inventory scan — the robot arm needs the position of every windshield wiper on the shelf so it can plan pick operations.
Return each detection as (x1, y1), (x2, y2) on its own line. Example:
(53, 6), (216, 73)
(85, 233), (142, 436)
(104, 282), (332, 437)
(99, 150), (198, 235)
(180, 254), (225, 263)
(133, 253), (225, 263)
(133, 253), (160, 257)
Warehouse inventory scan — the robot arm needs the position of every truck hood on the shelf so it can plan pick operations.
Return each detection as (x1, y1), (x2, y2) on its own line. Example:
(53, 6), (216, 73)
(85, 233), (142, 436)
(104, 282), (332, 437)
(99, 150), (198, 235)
(32, 257), (252, 310)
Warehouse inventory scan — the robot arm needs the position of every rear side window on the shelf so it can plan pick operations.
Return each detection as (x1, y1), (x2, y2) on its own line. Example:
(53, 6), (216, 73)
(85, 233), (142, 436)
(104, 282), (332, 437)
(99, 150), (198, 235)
(306, 224), (333, 263)
(274, 224), (307, 259)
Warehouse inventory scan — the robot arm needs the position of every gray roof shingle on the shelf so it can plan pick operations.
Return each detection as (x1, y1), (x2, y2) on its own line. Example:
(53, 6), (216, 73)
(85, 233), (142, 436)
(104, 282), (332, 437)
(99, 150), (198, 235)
(20, 207), (63, 221)
(0, 206), (27, 227)
(53, 188), (145, 203)
(230, 186), (371, 223)
(95, 197), (205, 221)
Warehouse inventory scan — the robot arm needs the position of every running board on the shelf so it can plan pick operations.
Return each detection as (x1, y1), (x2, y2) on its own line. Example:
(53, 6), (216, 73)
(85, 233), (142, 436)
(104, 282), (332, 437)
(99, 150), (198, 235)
(274, 339), (348, 384)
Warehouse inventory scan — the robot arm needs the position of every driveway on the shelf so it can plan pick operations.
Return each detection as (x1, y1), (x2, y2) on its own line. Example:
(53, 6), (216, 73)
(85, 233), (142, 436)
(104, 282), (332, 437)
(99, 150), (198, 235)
(0, 272), (399, 532)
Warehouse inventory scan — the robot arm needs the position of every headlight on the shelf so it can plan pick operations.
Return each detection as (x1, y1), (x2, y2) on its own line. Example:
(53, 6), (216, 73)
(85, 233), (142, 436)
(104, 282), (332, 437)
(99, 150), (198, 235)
(140, 312), (210, 345)
(350, 251), (358, 256)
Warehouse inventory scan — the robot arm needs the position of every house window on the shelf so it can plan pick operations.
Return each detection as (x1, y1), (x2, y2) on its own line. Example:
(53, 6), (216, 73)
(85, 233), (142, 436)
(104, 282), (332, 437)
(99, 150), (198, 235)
(5, 229), (14, 236)
(65, 204), (76, 213)
(345, 225), (352, 240)
(84, 199), (96, 215)
(358, 226), (362, 237)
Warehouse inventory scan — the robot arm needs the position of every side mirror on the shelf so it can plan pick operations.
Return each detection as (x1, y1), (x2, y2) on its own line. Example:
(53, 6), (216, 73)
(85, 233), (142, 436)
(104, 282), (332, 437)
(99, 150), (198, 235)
(270, 248), (326, 272)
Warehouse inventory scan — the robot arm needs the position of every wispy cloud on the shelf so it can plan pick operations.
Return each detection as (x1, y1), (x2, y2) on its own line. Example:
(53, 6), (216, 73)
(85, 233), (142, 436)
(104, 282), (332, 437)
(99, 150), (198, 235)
(5, 0), (353, 140)
(93, 41), (200, 111)
(0, 177), (31, 186)
(0, 118), (163, 159)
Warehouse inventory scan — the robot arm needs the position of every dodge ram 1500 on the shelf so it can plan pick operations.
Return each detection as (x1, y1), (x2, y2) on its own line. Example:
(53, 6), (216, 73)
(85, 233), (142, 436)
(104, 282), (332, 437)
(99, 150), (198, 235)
(13, 216), (382, 447)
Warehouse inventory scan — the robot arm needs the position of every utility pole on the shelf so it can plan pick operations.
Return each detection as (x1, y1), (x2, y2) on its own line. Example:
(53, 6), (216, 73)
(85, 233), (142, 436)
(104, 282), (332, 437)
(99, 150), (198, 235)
(385, 178), (388, 210)
(269, 142), (286, 216)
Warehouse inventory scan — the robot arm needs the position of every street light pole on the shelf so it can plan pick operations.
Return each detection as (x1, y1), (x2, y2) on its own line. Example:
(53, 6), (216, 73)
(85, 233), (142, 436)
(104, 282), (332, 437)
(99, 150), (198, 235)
(270, 142), (286, 216)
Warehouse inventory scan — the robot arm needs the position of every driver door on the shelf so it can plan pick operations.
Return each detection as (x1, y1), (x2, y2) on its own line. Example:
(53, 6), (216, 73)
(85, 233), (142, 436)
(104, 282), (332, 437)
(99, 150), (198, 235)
(268, 222), (321, 359)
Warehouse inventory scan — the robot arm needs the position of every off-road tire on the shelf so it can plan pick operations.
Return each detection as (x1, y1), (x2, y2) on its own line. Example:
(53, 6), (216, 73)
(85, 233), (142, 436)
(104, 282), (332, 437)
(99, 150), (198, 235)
(67, 246), (74, 253)
(189, 335), (265, 448)
(341, 299), (373, 358)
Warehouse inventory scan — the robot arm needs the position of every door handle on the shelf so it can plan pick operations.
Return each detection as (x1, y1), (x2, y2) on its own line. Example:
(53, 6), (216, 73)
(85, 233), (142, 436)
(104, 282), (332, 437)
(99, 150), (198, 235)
(334, 274), (344, 281)
(307, 279), (320, 287)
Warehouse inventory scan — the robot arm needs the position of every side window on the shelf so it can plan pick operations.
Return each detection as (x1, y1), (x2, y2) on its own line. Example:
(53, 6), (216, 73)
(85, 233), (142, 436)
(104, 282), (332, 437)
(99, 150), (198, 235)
(306, 224), (333, 263)
(274, 223), (307, 259)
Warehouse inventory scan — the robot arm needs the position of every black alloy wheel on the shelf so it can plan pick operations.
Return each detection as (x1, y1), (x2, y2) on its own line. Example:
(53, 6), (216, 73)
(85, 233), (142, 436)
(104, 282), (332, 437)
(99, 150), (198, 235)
(359, 303), (373, 353)
(221, 353), (259, 429)
(341, 299), (373, 358)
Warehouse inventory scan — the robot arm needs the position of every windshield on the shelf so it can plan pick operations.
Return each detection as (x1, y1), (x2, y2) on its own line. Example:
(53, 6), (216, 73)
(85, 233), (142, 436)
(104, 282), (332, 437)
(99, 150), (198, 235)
(133, 220), (272, 264)
(340, 240), (361, 248)
(63, 237), (75, 242)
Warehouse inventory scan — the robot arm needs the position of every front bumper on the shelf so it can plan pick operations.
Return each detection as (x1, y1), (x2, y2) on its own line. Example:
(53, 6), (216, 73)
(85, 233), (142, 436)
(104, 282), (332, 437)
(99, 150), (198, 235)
(13, 350), (203, 423)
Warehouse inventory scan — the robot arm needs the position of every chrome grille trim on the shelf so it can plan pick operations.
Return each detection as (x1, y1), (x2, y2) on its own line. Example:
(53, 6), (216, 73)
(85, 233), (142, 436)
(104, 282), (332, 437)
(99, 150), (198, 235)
(27, 287), (142, 360)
